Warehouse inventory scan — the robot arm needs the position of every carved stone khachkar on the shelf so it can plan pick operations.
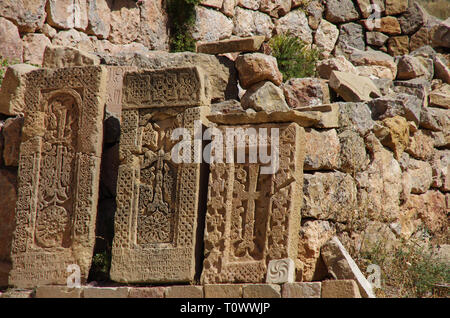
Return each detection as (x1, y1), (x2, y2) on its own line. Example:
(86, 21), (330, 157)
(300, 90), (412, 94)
(110, 67), (210, 283)
(122, 67), (210, 109)
(9, 66), (107, 288)
(105, 66), (137, 118)
(201, 122), (305, 284)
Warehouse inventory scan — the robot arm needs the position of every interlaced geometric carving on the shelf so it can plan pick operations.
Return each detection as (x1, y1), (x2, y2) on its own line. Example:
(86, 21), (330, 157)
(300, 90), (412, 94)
(111, 70), (210, 283)
(9, 66), (107, 288)
(123, 67), (210, 109)
(201, 123), (305, 284)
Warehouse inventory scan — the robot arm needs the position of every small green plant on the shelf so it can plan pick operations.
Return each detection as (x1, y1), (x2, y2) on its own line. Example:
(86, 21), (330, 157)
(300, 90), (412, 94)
(268, 34), (321, 80)
(89, 251), (111, 282)
(0, 58), (14, 87)
(167, 0), (201, 52)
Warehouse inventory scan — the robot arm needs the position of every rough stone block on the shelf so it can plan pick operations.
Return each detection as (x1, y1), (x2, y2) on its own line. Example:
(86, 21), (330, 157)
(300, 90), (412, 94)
(128, 287), (167, 298)
(243, 284), (281, 298)
(0, 64), (38, 116)
(83, 287), (130, 298)
(321, 237), (375, 298)
(42, 46), (100, 68)
(165, 286), (204, 298)
(35, 286), (82, 298)
(304, 129), (340, 171)
(321, 280), (362, 298)
(204, 284), (243, 298)
(196, 36), (265, 54)
(281, 282), (321, 298)
(9, 66), (107, 288)
(329, 71), (381, 102)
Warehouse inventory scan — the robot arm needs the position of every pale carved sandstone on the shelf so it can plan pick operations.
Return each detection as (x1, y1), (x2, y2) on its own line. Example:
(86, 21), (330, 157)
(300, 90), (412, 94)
(122, 67), (211, 108)
(201, 121), (305, 284)
(105, 52), (238, 103)
(266, 258), (296, 284)
(110, 67), (210, 284)
(196, 36), (265, 55)
(9, 66), (107, 288)
(204, 284), (243, 298)
(0, 64), (38, 116)
(329, 71), (381, 102)
(43, 46), (100, 68)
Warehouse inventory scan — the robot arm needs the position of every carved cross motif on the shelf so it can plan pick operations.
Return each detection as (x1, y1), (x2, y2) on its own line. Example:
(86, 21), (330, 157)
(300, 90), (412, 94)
(144, 149), (172, 216)
(235, 164), (261, 257)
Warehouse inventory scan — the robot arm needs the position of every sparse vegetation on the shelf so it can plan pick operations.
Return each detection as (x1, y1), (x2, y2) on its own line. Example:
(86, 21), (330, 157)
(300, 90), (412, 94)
(268, 34), (321, 80)
(167, 0), (201, 52)
(355, 232), (450, 298)
(89, 251), (112, 282)
(417, 0), (450, 20)
(0, 58), (15, 87)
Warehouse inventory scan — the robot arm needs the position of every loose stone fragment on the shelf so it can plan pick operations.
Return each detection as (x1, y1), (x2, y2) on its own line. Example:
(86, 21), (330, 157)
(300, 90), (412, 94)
(196, 36), (265, 54)
(329, 71), (381, 102)
(321, 237), (376, 298)
(0, 64), (37, 116)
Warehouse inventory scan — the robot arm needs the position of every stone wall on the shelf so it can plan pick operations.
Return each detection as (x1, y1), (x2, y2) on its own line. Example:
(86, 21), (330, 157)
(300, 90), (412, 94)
(1, 1), (448, 68)
(0, 0), (448, 297)
(0, 0), (169, 66)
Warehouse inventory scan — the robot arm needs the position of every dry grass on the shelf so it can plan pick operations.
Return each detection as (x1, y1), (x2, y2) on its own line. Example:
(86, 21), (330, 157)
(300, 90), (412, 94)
(417, 0), (450, 20)
(353, 230), (449, 298)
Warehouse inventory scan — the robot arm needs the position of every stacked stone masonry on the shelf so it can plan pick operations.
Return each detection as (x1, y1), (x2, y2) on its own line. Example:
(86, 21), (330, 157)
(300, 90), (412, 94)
(0, 0), (449, 299)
